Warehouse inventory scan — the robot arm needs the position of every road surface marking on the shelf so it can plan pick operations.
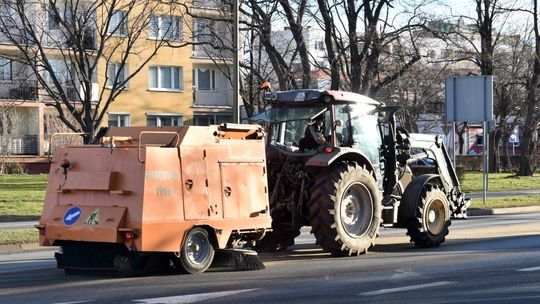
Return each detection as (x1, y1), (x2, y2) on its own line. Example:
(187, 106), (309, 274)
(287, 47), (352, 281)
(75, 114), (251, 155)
(360, 281), (455, 296)
(391, 268), (422, 280)
(518, 266), (540, 272)
(133, 289), (258, 304)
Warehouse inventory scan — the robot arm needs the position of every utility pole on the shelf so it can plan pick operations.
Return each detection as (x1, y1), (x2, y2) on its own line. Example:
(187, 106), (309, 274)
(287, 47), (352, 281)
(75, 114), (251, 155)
(232, 0), (240, 123)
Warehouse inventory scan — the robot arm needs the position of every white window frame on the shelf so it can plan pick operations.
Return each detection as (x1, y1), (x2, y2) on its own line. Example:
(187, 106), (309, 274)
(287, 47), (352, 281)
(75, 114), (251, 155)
(148, 66), (183, 92)
(0, 56), (12, 81)
(146, 113), (183, 127)
(107, 11), (128, 36)
(149, 14), (183, 41)
(194, 68), (216, 91)
(107, 112), (130, 127)
(107, 62), (129, 89)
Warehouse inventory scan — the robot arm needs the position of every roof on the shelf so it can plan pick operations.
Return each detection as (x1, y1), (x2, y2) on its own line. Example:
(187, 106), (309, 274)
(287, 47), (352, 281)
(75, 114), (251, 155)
(264, 89), (382, 107)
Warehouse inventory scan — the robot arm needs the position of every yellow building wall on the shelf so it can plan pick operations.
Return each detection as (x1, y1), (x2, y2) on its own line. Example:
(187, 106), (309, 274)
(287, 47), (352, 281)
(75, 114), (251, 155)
(96, 3), (194, 127)
(99, 46), (194, 126)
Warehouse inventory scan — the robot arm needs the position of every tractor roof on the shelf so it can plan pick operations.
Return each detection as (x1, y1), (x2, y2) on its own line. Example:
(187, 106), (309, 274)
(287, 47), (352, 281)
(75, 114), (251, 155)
(264, 89), (382, 107)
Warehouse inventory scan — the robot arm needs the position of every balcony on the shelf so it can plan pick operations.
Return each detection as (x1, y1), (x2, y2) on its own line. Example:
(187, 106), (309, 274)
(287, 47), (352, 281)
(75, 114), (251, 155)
(0, 135), (38, 156)
(40, 83), (98, 102)
(0, 80), (38, 101)
(193, 89), (233, 107)
(0, 33), (33, 45)
(191, 0), (230, 10)
(193, 44), (233, 59)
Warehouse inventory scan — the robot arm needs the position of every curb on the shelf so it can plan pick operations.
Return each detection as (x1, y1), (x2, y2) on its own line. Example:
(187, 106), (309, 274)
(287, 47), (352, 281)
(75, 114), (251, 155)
(467, 205), (540, 216)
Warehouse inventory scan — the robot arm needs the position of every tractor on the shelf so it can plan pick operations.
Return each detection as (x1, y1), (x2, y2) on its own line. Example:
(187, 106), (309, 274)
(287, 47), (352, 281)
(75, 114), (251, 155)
(251, 90), (469, 256)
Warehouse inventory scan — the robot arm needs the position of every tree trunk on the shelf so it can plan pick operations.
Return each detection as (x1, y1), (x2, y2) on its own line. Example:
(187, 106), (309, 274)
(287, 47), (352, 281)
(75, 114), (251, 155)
(518, 0), (540, 176)
(316, 0), (340, 90)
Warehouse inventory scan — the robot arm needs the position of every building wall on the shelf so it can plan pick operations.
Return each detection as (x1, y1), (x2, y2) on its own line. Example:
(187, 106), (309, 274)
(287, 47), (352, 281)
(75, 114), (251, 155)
(96, 2), (195, 127)
(101, 45), (194, 126)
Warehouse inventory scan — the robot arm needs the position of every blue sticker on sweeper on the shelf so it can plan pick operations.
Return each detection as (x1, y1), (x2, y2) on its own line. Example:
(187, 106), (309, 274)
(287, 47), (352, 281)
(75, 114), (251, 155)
(64, 207), (81, 226)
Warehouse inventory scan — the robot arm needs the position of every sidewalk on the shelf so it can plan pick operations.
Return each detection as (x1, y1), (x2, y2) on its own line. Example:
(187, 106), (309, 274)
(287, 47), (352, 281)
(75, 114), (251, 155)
(0, 243), (56, 254)
(467, 189), (540, 198)
(467, 205), (540, 216)
(0, 221), (36, 230)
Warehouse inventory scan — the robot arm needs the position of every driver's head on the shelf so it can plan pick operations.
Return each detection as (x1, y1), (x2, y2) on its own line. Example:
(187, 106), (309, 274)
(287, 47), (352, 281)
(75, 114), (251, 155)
(312, 114), (324, 126)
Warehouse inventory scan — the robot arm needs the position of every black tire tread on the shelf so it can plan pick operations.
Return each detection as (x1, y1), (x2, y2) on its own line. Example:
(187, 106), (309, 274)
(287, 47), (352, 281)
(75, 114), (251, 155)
(406, 185), (450, 247)
(308, 162), (381, 256)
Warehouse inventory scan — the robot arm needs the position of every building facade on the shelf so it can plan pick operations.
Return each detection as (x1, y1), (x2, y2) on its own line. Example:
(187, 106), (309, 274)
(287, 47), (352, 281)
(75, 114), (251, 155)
(0, 0), (234, 159)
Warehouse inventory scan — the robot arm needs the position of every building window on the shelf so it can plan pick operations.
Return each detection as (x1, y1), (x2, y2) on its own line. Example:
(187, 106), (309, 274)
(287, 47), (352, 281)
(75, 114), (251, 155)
(43, 60), (72, 85)
(0, 56), (12, 81)
(193, 113), (231, 126)
(148, 66), (183, 91)
(195, 68), (215, 90)
(107, 62), (128, 88)
(0, 4), (10, 22)
(47, 5), (60, 30)
(149, 15), (183, 41)
(107, 11), (128, 36)
(146, 113), (183, 126)
(314, 41), (324, 50)
(108, 113), (130, 127)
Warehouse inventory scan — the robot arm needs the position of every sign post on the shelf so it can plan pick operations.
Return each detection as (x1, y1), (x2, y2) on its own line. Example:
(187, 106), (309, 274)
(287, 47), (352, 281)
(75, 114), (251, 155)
(445, 76), (493, 205)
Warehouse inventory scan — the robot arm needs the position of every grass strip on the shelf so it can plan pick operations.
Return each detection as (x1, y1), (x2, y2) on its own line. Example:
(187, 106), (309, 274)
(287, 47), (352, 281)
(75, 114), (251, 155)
(469, 194), (540, 209)
(0, 174), (47, 222)
(0, 229), (38, 245)
(461, 172), (540, 193)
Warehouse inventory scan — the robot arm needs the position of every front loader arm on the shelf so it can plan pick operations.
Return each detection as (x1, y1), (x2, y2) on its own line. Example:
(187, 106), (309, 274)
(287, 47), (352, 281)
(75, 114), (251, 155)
(408, 133), (470, 218)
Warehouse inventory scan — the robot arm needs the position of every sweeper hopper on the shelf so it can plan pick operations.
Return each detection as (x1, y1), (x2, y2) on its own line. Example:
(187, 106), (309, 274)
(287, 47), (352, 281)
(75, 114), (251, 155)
(36, 124), (272, 274)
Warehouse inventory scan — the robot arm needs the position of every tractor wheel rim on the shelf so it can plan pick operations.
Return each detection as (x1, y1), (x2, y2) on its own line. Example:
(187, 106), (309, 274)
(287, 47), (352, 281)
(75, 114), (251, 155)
(187, 233), (209, 265)
(340, 183), (373, 237)
(426, 199), (446, 235)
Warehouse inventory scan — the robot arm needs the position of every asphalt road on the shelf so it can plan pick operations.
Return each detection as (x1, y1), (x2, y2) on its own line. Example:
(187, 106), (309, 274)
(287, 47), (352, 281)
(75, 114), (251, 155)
(0, 213), (539, 304)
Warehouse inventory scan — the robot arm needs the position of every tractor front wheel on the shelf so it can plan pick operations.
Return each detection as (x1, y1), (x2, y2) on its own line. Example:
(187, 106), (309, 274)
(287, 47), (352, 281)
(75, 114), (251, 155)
(406, 185), (450, 247)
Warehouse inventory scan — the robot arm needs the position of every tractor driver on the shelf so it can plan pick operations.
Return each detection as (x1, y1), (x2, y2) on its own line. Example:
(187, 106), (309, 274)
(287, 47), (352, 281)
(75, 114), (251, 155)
(299, 114), (327, 152)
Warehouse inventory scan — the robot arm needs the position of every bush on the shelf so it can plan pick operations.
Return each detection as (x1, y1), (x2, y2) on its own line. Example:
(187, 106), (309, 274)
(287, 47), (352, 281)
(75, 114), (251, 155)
(0, 162), (25, 175)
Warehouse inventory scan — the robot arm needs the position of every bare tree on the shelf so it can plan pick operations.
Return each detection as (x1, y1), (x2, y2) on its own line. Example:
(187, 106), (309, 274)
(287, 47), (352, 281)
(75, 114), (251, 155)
(518, 0), (540, 176)
(382, 61), (452, 133)
(432, 0), (520, 172)
(278, 0), (312, 88)
(309, 0), (423, 95)
(243, 0), (298, 91)
(0, 103), (25, 174)
(0, 0), (181, 143)
(492, 31), (529, 171)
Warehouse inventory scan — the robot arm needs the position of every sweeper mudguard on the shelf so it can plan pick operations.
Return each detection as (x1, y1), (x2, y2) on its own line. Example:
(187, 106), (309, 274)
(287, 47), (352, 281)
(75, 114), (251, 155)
(37, 125), (272, 273)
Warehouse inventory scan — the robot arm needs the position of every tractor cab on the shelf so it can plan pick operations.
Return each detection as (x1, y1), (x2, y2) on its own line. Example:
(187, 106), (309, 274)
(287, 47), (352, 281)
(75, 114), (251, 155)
(251, 90), (384, 168)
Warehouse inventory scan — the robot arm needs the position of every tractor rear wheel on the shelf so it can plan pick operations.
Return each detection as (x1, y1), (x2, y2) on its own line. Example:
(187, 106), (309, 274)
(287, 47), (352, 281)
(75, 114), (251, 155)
(308, 162), (382, 256)
(406, 185), (450, 247)
(179, 228), (215, 274)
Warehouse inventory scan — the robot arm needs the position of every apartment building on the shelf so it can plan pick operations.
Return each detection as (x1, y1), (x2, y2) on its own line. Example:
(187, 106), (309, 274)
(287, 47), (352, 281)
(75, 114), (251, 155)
(0, 0), (234, 159)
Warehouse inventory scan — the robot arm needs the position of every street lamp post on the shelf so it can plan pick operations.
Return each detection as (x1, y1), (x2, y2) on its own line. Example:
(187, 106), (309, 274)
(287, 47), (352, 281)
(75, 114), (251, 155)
(232, 0), (240, 123)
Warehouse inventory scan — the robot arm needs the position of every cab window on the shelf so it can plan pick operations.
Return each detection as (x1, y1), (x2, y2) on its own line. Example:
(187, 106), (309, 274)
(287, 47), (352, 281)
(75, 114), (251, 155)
(334, 104), (381, 164)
